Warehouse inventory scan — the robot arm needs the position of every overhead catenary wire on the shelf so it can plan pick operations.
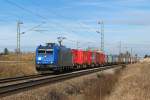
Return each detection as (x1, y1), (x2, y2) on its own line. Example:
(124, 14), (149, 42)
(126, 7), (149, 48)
(35, 3), (103, 48)
(5, 0), (98, 37)
(4, 0), (103, 50)
(23, 22), (46, 33)
(5, 0), (47, 20)
(4, 0), (75, 37)
(32, 0), (97, 33)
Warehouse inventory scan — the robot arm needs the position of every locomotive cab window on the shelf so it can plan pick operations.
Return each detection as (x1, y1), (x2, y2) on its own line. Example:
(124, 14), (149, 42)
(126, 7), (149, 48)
(38, 49), (45, 54)
(46, 49), (53, 54)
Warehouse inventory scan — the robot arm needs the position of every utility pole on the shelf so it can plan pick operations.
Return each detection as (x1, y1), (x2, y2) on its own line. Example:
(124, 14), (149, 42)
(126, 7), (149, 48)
(76, 41), (80, 49)
(96, 20), (104, 100)
(130, 48), (133, 56)
(119, 41), (121, 54)
(131, 48), (133, 64)
(16, 22), (45, 52)
(17, 21), (23, 53)
(97, 20), (104, 52)
(16, 21), (24, 67)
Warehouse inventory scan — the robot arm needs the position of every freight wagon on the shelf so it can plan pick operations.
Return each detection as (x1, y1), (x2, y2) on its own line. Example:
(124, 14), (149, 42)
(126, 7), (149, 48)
(72, 49), (84, 68)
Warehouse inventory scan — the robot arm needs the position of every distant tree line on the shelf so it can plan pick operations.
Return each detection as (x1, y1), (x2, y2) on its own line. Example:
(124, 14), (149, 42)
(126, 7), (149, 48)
(0, 48), (23, 55)
(0, 48), (9, 55)
(144, 55), (150, 58)
(0, 48), (34, 55)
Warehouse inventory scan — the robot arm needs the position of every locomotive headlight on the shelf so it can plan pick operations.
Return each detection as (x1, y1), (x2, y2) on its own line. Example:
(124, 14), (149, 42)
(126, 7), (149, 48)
(50, 61), (53, 64)
(38, 57), (42, 61)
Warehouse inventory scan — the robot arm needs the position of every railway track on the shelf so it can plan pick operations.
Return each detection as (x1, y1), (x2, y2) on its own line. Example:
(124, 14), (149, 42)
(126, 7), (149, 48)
(0, 74), (48, 84)
(0, 64), (124, 98)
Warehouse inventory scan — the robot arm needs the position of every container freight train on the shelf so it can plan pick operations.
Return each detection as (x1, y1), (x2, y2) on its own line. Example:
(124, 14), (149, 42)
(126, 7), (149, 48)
(35, 43), (136, 72)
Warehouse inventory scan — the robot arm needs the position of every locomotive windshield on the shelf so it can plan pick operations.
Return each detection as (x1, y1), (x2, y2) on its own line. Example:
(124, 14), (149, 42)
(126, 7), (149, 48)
(38, 49), (53, 54)
(46, 49), (53, 54)
(38, 49), (45, 54)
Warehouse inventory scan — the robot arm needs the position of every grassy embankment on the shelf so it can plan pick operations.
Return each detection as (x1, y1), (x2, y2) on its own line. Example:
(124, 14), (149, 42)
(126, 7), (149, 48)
(0, 53), (37, 78)
(45, 67), (123, 100)
(1, 66), (123, 100)
(33, 62), (150, 100)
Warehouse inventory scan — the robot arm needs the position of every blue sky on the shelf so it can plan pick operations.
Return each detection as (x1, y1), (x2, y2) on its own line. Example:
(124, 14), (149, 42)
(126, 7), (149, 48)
(0, 0), (150, 56)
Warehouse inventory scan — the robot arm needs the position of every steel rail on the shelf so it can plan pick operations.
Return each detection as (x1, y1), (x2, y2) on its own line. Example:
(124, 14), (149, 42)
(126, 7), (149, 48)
(0, 64), (124, 98)
(0, 74), (48, 84)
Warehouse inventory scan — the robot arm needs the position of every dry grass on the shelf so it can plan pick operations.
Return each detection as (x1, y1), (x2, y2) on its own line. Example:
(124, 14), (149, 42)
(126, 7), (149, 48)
(140, 58), (150, 63)
(0, 67), (122, 100)
(82, 73), (119, 100)
(41, 68), (123, 100)
(0, 62), (37, 78)
(0, 53), (35, 61)
(0, 53), (36, 78)
(1, 61), (150, 100)
(104, 63), (150, 100)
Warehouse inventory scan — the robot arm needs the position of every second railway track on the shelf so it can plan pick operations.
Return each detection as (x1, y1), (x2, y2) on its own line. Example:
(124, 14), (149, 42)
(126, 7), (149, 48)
(0, 64), (124, 98)
(0, 74), (48, 84)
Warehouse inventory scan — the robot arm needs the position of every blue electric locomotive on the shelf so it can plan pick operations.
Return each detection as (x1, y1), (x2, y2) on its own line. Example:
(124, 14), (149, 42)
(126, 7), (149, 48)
(35, 43), (73, 72)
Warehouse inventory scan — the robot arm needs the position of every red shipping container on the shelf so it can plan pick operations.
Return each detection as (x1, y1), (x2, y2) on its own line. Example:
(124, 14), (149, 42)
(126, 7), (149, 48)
(95, 52), (106, 65)
(83, 50), (92, 65)
(99, 52), (106, 65)
(83, 51), (87, 64)
(91, 51), (95, 64)
(87, 50), (92, 65)
(91, 50), (97, 64)
(95, 52), (100, 64)
(72, 49), (84, 65)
